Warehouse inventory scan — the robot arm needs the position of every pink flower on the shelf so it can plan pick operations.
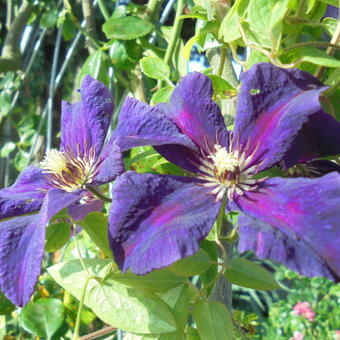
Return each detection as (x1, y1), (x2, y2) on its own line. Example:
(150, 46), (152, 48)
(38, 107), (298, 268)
(293, 302), (316, 322)
(289, 331), (304, 340)
(335, 330), (340, 340)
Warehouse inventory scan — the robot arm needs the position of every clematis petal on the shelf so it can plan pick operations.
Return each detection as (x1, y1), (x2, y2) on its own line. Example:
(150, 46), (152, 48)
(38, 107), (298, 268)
(0, 166), (50, 220)
(233, 173), (340, 281)
(157, 72), (229, 152)
(234, 63), (328, 172)
(282, 111), (340, 168)
(111, 97), (197, 152)
(237, 214), (337, 281)
(60, 75), (114, 156)
(0, 188), (82, 306)
(92, 144), (125, 185)
(109, 171), (221, 274)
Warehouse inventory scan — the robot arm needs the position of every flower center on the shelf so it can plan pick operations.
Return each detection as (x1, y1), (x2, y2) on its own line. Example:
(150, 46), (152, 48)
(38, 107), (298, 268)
(208, 145), (240, 175)
(40, 148), (99, 192)
(197, 144), (258, 201)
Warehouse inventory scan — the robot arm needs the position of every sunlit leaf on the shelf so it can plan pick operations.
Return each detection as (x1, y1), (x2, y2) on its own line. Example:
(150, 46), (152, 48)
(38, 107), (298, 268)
(193, 300), (234, 340)
(21, 298), (65, 338)
(103, 16), (154, 40)
(225, 258), (281, 290)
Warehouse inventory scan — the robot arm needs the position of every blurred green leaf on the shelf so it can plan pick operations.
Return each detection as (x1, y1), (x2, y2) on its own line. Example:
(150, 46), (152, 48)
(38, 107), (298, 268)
(103, 16), (154, 40)
(193, 300), (234, 340)
(150, 86), (173, 105)
(48, 259), (113, 303)
(160, 285), (189, 335)
(169, 249), (212, 277)
(185, 326), (200, 339)
(78, 51), (110, 87)
(109, 269), (185, 293)
(322, 17), (337, 36)
(45, 222), (70, 252)
(247, 49), (270, 67)
(21, 298), (65, 338)
(62, 16), (77, 41)
(297, 47), (340, 67)
(225, 258), (281, 290)
(0, 141), (16, 158)
(40, 6), (58, 28)
(248, 0), (289, 45)
(110, 41), (135, 70)
(183, 35), (201, 60)
(0, 291), (15, 315)
(140, 57), (171, 81)
(79, 212), (112, 257)
(219, 0), (248, 42)
(207, 74), (237, 99)
(319, 0), (339, 5)
(88, 276), (177, 333)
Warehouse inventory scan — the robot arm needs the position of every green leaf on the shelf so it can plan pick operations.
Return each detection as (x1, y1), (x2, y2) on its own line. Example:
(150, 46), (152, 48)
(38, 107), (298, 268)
(109, 40), (135, 70)
(247, 49), (270, 68)
(168, 250), (212, 277)
(248, 0), (288, 33)
(150, 86), (173, 105)
(21, 298), (65, 338)
(225, 258), (281, 290)
(88, 276), (177, 334)
(103, 16), (154, 40)
(160, 285), (189, 334)
(319, 0), (339, 6)
(62, 17), (77, 41)
(40, 6), (58, 28)
(207, 74), (237, 99)
(322, 17), (337, 36)
(218, 0), (248, 42)
(246, 0), (289, 49)
(193, 300), (234, 340)
(325, 68), (340, 87)
(185, 326), (200, 339)
(77, 51), (110, 87)
(297, 47), (340, 67)
(183, 35), (200, 61)
(45, 222), (70, 252)
(140, 57), (170, 81)
(0, 141), (16, 158)
(48, 259), (113, 303)
(109, 269), (185, 293)
(0, 291), (15, 315)
(79, 212), (112, 257)
(200, 240), (218, 294)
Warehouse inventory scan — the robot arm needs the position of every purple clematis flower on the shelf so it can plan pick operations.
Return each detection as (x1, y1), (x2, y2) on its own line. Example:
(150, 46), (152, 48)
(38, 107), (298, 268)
(0, 76), (123, 306)
(108, 63), (340, 281)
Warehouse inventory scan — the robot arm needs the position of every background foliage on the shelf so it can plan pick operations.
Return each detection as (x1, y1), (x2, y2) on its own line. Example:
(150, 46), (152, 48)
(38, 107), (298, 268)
(0, 0), (339, 339)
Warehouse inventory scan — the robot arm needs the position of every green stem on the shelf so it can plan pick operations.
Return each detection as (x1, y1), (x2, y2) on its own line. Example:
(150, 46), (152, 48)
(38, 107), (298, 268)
(86, 186), (112, 202)
(98, 0), (110, 21)
(282, 41), (340, 53)
(163, 0), (184, 65)
(315, 19), (340, 79)
(295, 0), (307, 18)
(217, 47), (227, 77)
(158, 0), (184, 87)
(146, 0), (162, 21)
(72, 276), (93, 340)
(73, 225), (90, 276)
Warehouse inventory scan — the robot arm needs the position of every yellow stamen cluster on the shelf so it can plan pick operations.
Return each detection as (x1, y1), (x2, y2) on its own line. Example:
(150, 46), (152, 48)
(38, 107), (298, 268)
(208, 144), (240, 175)
(197, 144), (258, 201)
(40, 148), (99, 192)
